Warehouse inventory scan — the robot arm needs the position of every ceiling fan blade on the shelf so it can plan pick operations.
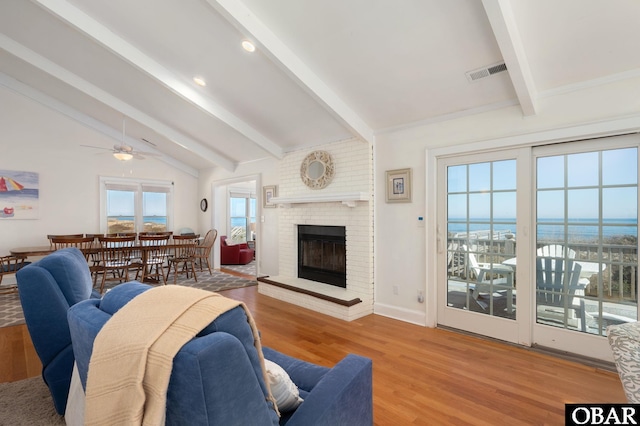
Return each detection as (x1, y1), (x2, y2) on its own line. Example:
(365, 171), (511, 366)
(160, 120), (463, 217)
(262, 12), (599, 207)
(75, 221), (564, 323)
(135, 150), (161, 157)
(80, 144), (112, 152)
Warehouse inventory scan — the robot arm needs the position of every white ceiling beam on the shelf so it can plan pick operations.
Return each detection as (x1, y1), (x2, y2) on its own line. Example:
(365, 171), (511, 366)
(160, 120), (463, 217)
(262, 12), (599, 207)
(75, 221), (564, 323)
(209, 0), (375, 144)
(482, 0), (537, 116)
(0, 34), (236, 171)
(32, 0), (283, 162)
(0, 71), (199, 177)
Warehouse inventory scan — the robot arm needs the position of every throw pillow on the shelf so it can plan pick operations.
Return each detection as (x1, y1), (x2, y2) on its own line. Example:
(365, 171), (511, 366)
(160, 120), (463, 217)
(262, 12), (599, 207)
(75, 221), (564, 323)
(264, 359), (304, 413)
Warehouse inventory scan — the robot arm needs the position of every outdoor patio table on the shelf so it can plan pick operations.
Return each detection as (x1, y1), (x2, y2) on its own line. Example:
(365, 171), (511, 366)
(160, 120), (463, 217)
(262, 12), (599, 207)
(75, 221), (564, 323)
(502, 257), (604, 279)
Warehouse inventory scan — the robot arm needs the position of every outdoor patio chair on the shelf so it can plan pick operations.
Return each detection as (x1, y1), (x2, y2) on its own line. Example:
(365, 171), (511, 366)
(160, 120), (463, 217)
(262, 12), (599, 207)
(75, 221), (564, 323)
(536, 256), (587, 331)
(537, 244), (576, 259)
(465, 246), (515, 314)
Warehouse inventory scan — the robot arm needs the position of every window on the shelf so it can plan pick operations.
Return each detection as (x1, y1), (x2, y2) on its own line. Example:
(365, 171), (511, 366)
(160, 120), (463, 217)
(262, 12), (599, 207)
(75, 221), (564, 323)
(229, 190), (256, 243)
(100, 177), (173, 233)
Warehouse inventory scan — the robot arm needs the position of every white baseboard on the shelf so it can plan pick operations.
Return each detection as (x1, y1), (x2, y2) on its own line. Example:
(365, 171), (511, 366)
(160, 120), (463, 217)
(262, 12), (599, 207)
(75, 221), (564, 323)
(373, 302), (428, 327)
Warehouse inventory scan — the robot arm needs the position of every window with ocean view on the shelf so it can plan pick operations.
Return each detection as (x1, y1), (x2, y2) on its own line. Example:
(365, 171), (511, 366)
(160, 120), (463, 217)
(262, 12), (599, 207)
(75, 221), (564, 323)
(536, 147), (638, 336)
(446, 159), (517, 319)
(229, 191), (256, 243)
(101, 178), (172, 234)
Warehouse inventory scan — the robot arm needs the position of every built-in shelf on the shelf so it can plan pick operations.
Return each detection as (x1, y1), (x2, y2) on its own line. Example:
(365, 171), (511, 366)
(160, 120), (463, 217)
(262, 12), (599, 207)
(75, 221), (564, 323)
(270, 192), (370, 208)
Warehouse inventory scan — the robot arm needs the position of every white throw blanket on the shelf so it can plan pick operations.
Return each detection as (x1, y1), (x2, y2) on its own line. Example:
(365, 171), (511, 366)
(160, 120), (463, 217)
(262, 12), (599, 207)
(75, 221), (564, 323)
(84, 285), (277, 425)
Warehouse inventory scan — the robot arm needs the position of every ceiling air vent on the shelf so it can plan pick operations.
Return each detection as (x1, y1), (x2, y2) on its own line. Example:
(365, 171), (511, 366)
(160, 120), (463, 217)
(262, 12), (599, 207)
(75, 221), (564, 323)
(465, 62), (507, 82)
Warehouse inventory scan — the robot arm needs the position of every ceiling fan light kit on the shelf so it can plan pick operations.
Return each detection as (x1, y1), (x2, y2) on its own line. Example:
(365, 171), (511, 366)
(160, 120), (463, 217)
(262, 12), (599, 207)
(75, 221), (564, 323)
(113, 151), (133, 161)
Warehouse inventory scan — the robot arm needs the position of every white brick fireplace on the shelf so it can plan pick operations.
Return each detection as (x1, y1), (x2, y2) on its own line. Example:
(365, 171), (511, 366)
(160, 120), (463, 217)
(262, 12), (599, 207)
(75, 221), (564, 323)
(258, 139), (374, 321)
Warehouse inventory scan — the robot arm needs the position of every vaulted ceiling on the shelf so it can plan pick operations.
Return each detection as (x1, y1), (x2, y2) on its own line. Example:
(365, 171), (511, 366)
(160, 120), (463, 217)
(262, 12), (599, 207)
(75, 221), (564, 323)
(1, 0), (639, 175)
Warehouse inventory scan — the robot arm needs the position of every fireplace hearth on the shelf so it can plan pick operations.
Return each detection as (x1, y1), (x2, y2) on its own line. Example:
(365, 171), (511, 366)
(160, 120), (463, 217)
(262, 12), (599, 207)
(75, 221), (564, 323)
(298, 225), (346, 288)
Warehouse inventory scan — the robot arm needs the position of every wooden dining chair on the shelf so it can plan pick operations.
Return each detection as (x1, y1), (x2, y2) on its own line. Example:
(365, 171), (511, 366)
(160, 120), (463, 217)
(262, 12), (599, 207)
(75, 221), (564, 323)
(50, 236), (94, 258)
(194, 229), (217, 275)
(51, 236), (99, 285)
(167, 234), (200, 284)
(96, 235), (136, 293)
(0, 255), (31, 294)
(47, 234), (84, 248)
(135, 234), (171, 285)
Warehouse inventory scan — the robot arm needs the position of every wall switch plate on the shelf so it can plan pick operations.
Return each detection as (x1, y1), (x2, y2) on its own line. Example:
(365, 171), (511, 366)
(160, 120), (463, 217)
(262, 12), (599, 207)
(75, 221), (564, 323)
(417, 216), (425, 228)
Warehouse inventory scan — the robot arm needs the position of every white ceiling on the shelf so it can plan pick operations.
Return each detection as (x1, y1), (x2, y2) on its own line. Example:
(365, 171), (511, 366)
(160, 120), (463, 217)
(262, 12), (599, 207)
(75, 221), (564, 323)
(1, 0), (639, 175)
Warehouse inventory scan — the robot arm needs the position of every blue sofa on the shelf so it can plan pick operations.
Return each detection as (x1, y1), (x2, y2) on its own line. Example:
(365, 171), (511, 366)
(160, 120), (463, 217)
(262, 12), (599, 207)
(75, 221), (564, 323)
(16, 247), (101, 415)
(67, 282), (373, 425)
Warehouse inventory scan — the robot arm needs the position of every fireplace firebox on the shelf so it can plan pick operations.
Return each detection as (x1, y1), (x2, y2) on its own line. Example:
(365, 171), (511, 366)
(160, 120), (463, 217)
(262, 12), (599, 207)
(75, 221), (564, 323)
(298, 225), (346, 288)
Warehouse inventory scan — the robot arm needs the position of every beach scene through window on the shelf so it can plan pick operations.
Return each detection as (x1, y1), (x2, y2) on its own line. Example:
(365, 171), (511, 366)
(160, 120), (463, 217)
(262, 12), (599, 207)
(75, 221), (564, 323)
(107, 190), (167, 233)
(446, 147), (638, 335)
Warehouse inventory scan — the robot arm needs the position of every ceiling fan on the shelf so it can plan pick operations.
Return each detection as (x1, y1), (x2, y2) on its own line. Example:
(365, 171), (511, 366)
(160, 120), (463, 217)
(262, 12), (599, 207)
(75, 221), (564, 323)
(81, 119), (160, 161)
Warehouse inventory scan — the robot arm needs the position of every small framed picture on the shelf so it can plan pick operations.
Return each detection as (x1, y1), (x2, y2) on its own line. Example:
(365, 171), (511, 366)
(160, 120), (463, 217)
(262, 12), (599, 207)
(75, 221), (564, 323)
(386, 168), (412, 203)
(263, 185), (277, 208)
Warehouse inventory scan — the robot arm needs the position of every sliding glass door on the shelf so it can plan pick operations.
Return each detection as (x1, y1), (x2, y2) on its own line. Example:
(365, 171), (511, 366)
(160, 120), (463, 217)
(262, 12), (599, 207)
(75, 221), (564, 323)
(436, 134), (639, 360)
(533, 137), (639, 359)
(437, 148), (528, 343)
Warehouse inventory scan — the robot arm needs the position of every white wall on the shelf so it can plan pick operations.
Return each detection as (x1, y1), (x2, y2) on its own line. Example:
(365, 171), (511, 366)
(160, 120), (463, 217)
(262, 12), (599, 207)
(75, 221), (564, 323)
(0, 87), (198, 259)
(374, 75), (640, 325)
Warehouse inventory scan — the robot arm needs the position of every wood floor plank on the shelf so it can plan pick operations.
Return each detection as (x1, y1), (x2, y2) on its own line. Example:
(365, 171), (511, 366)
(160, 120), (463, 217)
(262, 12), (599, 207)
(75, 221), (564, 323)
(0, 285), (626, 425)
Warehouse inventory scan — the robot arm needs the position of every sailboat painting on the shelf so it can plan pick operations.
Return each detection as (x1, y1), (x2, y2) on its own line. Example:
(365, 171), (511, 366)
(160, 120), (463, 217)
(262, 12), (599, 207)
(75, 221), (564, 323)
(0, 170), (39, 219)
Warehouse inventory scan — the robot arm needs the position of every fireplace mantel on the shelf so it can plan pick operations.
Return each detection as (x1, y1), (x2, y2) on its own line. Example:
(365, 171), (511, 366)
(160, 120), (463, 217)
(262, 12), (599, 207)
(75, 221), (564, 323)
(270, 192), (370, 208)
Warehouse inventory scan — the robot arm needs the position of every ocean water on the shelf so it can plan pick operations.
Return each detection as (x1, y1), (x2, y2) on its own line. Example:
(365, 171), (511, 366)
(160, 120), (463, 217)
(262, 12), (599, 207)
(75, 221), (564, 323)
(448, 218), (638, 241)
(0, 188), (39, 201)
(108, 215), (167, 225)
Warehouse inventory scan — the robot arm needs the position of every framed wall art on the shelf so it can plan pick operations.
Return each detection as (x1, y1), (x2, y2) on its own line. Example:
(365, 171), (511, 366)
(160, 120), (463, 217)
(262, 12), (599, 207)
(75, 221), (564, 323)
(263, 185), (277, 208)
(0, 170), (39, 219)
(385, 168), (412, 203)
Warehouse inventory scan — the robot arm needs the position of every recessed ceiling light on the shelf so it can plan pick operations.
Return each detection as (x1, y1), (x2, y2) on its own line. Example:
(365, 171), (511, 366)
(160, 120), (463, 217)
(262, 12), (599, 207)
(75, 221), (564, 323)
(193, 76), (207, 86)
(241, 40), (256, 53)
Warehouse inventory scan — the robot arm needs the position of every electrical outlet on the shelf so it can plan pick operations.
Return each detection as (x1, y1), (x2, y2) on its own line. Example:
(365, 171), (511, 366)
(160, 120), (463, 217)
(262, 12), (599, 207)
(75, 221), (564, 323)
(417, 290), (424, 303)
(393, 285), (399, 295)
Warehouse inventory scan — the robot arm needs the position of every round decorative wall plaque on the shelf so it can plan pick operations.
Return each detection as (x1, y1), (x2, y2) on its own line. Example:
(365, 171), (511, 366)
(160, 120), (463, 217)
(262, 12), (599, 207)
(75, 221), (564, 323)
(300, 150), (335, 190)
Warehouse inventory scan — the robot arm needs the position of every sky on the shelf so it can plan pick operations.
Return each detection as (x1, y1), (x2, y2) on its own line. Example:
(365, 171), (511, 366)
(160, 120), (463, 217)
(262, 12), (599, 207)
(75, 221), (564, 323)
(448, 147), (638, 221)
(107, 190), (166, 216)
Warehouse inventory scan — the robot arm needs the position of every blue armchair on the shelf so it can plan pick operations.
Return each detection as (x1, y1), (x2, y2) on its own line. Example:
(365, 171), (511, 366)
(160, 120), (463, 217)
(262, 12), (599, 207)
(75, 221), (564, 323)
(16, 247), (101, 415)
(67, 282), (373, 425)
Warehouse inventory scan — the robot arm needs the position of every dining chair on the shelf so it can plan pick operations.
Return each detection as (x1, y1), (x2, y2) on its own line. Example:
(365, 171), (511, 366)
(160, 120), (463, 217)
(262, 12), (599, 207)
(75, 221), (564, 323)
(194, 229), (217, 275)
(96, 235), (136, 293)
(50, 236), (94, 258)
(47, 234), (84, 248)
(51, 236), (99, 285)
(167, 234), (200, 284)
(135, 234), (171, 285)
(0, 255), (31, 294)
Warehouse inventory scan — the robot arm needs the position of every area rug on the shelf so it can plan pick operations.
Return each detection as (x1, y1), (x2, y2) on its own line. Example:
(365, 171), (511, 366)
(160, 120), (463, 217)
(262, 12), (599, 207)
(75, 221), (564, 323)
(220, 259), (256, 276)
(0, 269), (257, 329)
(0, 377), (65, 425)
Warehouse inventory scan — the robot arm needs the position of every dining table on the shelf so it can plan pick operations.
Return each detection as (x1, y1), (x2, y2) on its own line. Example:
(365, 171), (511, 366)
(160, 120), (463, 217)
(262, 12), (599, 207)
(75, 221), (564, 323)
(10, 245), (56, 258)
(11, 240), (201, 286)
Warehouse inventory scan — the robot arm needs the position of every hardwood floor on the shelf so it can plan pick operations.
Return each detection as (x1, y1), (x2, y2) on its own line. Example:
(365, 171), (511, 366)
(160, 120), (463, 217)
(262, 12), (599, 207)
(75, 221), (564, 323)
(1, 285), (625, 425)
